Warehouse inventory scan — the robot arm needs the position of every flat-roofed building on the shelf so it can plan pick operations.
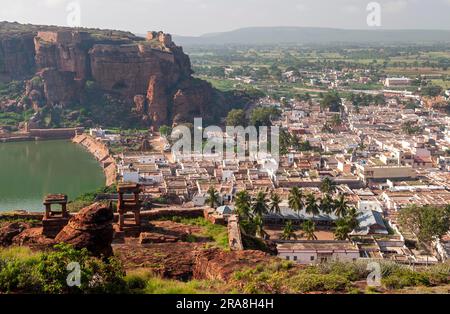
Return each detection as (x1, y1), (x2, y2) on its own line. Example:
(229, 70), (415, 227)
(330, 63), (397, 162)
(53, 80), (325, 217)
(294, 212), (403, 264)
(277, 241), (360, 264)
(384, 77), (411, 87)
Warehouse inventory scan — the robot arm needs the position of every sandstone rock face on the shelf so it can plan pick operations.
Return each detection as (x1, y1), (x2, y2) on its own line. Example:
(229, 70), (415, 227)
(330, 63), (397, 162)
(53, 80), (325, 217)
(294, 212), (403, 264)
(12, 227), (56, 249)
(0, 34), (36, 82)
(193, 248), (272, 281)
(55, 203), (114, 257)
(34, 31), (91, 80)
(139, 232), (179, 244)
(1, 23), (222, 127)
(171, 79), (215, 125)
(133, 94), (146, 114)
(0, 222), (31, 246)
(40, 69), (82, 105)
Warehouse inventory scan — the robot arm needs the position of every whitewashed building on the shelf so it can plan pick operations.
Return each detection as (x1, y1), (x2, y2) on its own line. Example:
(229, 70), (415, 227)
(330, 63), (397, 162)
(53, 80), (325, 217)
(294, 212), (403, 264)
(277, 241), (360, 264)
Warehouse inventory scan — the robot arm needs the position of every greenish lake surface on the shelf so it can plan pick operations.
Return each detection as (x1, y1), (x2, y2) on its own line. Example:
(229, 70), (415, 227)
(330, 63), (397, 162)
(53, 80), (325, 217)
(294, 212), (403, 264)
(0, 140), (105, 211)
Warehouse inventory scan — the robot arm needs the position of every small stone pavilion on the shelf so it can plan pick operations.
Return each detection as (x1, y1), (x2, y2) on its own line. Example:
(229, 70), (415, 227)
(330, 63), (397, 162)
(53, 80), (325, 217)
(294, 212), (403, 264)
(42, 194), (70, 238)
(117, 183), (142, 231)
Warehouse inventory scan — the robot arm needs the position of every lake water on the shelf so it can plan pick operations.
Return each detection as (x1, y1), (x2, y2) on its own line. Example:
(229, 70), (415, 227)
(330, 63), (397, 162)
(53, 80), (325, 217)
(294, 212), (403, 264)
(0, 140), (106, 211)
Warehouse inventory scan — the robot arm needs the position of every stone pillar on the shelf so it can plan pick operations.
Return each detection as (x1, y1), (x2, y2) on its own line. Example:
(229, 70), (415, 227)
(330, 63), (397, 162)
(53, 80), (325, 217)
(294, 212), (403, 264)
(134, 211), (141, 226)
(45, 204), (51, 219)
(62, 203), (68, 218)
(118, 213), (125, 231)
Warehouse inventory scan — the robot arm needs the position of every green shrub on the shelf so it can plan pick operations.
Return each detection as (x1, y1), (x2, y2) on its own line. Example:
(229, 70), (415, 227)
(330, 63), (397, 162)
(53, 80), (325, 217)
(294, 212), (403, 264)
(423, 263), (450, 285)
(317, 261), (369, 281)
(0, 244), (127, 294)
(289, 273), (349, 293)
(125, 275), (148, 291)
(382, 269), (430, 290)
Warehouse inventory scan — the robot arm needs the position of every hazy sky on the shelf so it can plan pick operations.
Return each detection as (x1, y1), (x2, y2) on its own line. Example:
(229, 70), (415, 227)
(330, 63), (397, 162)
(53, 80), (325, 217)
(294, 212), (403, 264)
(1, 0), (450, 36)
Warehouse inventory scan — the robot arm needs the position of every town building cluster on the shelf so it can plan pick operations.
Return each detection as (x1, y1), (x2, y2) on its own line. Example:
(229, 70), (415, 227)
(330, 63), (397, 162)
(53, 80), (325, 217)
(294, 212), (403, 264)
(91, 86), (450, 266)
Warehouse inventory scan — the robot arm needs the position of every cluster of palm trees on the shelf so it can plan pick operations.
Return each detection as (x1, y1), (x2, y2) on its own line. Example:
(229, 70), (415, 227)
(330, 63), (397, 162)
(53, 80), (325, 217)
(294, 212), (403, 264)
(234, 190), (272, 239)
(207, 177), (360, 241)
(281, 220), (318, 241)
(286, 182), (361, 241)
(286, 186), (350, 218)
(207, 186), (277, 239)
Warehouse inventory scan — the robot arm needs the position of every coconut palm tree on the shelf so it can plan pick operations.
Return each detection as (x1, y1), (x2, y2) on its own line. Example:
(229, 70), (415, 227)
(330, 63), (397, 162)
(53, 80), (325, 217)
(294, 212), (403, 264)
(334, 194), (349, 217)
(288, 187), (304, 214)
(320, 194), (334, 215)
(253, 214), (268, 239)
(305, 194), (320, 218)
(235, 190), (252, 220)
(334, 218), (352, 241)
(252, 191), (268, 217)
(302, 220), (318, 240)
(345, 207), (361, 231)
(281, 221), (297, 240)
(320, 177), (337, 195)
(269, 192), (282, 214)
(206, 186), (220, 209)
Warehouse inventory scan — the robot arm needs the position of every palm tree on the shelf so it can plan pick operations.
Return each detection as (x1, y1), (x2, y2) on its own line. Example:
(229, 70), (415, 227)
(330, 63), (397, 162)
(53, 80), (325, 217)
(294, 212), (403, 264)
(288, 187), (304, 214)
(345, 207), (361, 231)
(320, 194), (334, 215)
(252, 191), (268, 217)
(320, 177), (337, 195)
(206, 186), (220, 209)
(253, 214), (268, 239)
(235, 190), (252, 220)
(302, 220), (318, 241)
(305, 194), (320, 218)
(334, 194), (349, 217)
(281, 221), (297, 240)
(334, 218), (351, 241)
(269, 192), (282, 214)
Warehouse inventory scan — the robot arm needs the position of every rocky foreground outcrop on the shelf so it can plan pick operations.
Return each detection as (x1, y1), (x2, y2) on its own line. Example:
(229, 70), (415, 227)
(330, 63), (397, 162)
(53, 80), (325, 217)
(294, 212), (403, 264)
(0, 202), (115, 256)
(0, 21), (225, 127)
(55, 203), (114, 257)
(193, 248), (271, 281)
(0, 222), (31, 246)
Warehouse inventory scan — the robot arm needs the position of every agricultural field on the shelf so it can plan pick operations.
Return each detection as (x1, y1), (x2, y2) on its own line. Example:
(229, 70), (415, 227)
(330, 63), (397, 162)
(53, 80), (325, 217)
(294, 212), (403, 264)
(187, 44), (450, 98)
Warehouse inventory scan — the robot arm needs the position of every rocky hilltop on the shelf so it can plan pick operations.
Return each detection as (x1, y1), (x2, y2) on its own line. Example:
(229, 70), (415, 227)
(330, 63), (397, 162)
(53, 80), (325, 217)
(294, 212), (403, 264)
(0, 22), (225, 128)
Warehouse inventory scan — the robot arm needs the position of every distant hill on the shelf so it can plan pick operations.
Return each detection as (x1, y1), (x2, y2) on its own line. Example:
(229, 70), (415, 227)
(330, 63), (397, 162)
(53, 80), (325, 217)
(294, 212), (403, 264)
(174, 27), (450, 46)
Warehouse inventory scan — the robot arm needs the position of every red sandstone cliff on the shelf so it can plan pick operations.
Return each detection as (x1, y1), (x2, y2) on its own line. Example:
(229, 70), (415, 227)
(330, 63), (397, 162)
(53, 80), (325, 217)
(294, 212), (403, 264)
(0, 22), (223, 127)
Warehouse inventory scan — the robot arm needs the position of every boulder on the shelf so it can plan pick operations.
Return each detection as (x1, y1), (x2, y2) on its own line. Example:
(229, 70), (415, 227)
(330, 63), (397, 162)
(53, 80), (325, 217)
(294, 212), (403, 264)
(55, 202), (114, 257)
(0, 222), (30, 246)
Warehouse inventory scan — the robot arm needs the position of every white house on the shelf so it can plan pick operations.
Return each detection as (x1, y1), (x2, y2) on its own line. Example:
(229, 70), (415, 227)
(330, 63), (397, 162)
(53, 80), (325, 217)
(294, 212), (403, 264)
(122, 170), (139, 183)
(277, 241), (360, 265)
